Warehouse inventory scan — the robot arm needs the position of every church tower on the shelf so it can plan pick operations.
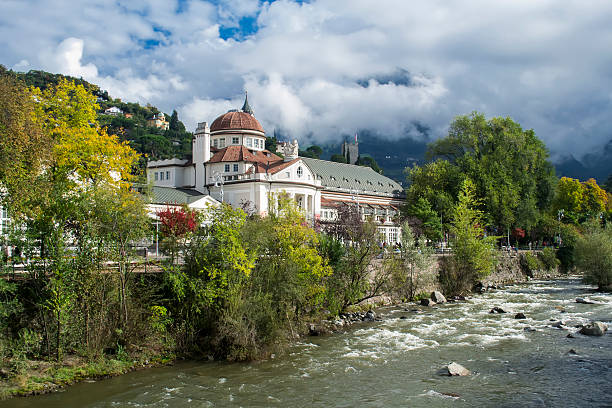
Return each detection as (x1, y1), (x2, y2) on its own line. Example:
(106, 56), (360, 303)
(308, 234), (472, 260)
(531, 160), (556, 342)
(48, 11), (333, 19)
(342, 135), (359, 164)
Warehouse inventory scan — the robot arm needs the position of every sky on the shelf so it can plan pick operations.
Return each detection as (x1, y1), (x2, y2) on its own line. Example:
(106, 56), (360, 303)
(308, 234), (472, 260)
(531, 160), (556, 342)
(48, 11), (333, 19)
(2, 0), (612, 160)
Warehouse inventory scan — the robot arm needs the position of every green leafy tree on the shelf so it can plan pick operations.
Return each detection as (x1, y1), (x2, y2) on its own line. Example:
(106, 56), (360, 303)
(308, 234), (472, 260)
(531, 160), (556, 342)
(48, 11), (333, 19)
(330, 154), (347, 163)
(356, 155), (383, 174)
(440, 179), (497, 296)
(418, 112), (556, 234)
(403, 197), (442, 241)
(575, 220), (612, 290)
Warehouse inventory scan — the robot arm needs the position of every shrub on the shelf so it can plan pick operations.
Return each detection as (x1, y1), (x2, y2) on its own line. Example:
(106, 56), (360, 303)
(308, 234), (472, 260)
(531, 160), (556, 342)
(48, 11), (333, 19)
(521, 252), (542, 276)
(537, 247), (560, 272)
(575, 223), (612, 290)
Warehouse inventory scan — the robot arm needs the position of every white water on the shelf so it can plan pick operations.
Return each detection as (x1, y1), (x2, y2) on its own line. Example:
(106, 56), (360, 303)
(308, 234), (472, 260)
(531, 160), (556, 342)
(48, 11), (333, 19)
(3, 277), (611, 407)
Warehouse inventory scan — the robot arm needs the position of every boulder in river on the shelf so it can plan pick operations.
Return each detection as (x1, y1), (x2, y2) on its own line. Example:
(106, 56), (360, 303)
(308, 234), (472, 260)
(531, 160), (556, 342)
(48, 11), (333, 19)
(579, 321), (608, 336)
(308, 323), (320, 336)
(575, 297), (595, 304)
(440, 362), (471, 376)
(363, 310), (376, 321)
(489, 307), (506, 314)
(515, 312), (526, 319)
(420, 298), (436, 307)
(431, 291), (447, 304)
(551, 321), (566, 329)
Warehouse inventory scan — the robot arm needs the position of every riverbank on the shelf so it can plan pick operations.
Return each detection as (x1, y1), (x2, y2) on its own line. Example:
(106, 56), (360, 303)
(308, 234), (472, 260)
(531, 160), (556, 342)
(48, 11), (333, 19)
(0, 253), (563, 401)
(0, 350), (174, 399)
(4, 277), (609, 408)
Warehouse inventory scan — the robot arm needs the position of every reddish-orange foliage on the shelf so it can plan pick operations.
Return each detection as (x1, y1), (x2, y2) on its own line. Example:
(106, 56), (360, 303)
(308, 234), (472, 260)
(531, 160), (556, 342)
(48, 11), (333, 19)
(512, 228), (526, 239)
(157, 206), (198, 238)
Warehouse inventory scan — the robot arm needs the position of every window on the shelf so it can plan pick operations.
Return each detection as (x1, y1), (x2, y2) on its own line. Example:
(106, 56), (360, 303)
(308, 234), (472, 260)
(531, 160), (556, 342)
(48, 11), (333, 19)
(247, 138), (253, 148)
(224, 164), (230, 172)
(219, 138), (226, 148)
(159, 172), (164, 181)
(213, 139), (218, 148)
(166, 171), (170, 180)
(154, 172), (158, 181)
(233, 164), (239, 172)
(232, 137), (239, 144)
(297, 166), (303, 177)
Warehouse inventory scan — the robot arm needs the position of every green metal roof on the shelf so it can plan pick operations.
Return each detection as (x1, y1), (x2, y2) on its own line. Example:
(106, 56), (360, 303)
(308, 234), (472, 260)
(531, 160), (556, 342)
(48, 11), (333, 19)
(300, 158), (405, 197)
(151, 186), (208, 205)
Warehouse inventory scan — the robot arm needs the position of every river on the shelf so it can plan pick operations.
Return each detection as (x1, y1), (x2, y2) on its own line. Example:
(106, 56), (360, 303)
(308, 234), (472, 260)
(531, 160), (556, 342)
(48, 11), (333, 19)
(2, 277), (611, 407)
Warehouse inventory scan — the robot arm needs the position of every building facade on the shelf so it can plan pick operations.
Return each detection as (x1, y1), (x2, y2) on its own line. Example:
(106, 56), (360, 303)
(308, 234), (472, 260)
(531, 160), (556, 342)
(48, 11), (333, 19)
(147, 95), (406, 244)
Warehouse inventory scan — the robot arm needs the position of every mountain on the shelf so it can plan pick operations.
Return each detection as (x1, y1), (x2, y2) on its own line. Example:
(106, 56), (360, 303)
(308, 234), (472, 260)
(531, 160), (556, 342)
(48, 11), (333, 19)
(554, 139), (612, 183)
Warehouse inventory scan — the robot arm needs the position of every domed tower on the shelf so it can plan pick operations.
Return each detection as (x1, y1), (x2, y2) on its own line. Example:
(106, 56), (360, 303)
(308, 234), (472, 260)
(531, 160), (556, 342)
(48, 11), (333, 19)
(209, 92), (266, 151)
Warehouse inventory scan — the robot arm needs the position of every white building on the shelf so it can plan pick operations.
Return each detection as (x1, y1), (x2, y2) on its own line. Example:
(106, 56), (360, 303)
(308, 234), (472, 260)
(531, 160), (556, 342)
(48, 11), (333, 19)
(147, 95), (406, 244)
(104, 106), (123, 116)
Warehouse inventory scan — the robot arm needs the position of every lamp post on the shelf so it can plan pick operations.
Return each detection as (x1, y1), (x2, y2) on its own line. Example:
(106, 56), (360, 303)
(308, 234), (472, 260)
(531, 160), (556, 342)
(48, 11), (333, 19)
(213, 171), (224, 203)
(557, 209), (564, 247)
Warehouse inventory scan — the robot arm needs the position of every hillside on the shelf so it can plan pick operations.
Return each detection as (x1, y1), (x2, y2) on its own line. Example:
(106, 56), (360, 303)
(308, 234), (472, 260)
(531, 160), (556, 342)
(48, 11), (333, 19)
(3, 67), (194, 170)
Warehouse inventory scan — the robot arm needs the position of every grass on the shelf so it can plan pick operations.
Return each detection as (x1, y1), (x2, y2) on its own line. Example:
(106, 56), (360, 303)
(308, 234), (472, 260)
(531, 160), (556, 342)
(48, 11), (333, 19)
(0, 350), (175, 400)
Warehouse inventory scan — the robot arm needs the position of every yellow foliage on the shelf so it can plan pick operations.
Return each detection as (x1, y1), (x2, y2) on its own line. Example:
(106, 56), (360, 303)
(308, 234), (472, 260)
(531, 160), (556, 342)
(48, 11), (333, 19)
(32, 79), (139, 191)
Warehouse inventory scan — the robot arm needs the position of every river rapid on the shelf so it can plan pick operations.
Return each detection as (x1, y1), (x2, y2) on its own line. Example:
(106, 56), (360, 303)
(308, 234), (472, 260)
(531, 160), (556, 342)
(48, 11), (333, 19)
(3, 277), (611, 407)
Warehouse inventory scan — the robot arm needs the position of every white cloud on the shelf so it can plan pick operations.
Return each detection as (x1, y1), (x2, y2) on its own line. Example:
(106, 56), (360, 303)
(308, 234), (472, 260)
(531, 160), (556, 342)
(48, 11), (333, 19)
(2, 0), (612, 158)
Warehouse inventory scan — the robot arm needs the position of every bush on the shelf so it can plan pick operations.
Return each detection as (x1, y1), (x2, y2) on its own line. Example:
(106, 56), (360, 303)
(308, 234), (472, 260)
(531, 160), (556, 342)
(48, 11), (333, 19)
(537, 247), (560, 272)
(575, 223), (612, 290)
(521, 253), (542, 276)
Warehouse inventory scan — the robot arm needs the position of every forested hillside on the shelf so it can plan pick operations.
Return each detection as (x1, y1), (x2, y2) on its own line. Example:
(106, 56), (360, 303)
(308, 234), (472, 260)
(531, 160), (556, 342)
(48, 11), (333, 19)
(1, 66), (193, 170)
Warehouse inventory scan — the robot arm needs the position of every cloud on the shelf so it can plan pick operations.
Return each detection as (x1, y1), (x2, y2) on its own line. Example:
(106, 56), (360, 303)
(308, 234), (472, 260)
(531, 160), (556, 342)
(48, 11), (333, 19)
(2, 0), (612, 158)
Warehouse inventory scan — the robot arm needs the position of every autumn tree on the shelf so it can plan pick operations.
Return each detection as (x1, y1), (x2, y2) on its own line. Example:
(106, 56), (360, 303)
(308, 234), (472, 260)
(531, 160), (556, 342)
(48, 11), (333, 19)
(0, 72), (51, 215)
(552, 177), (608, 223)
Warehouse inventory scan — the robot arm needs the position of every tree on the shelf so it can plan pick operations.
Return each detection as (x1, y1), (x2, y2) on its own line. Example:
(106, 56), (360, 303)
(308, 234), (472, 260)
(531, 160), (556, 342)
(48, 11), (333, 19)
(402, 197), (442, 241)
(391, 222), (434, 301)
(330, 154), (347, 163)
(421, 112), (556, 233)
(32, 79), (138, 191)
(321, 204), (384, 312)
(0, 72), (51, 215)
(306, 145), (323, 159)
(552, 177), (608, 223)
(439, 179), (497, 296)
(575, 221), (612, 290)
(168, 109), (184, 132)
(356, 155), (383, 174)
(157, 205), (199, 267)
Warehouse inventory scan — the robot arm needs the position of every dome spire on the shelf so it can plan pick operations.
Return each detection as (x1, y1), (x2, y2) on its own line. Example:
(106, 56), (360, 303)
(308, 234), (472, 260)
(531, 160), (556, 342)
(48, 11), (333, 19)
(241, 91), (254, 115)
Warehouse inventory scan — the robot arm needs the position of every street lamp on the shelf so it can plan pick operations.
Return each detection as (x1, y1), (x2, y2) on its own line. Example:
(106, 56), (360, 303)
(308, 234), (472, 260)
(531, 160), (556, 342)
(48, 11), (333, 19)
(557, 209), (564, 247)
(213, 171), (224, 203)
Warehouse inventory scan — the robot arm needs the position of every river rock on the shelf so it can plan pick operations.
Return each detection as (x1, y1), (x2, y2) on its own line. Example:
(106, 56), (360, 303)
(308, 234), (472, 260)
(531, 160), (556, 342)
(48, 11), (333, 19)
(363, 310), (376, 321)
(524, 326), (537, 332)
(515, 312), (527, 319)
(489, 307), (506, 314)
(579, 321), (608, 336)
(576, 298), (595, 304)
(551, 320), (566, 329)
(568, 349), (578, 355)
(441, 362), (471, 376)
(421, 298), (436, 307)
(567, 333), (576, 338)
(308, 323), (320, 336)
(431, 291), (447, 304)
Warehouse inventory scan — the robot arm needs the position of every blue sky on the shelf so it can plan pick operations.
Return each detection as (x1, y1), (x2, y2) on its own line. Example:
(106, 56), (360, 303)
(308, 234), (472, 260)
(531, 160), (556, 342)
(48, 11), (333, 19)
(1, 0), (612, 162)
